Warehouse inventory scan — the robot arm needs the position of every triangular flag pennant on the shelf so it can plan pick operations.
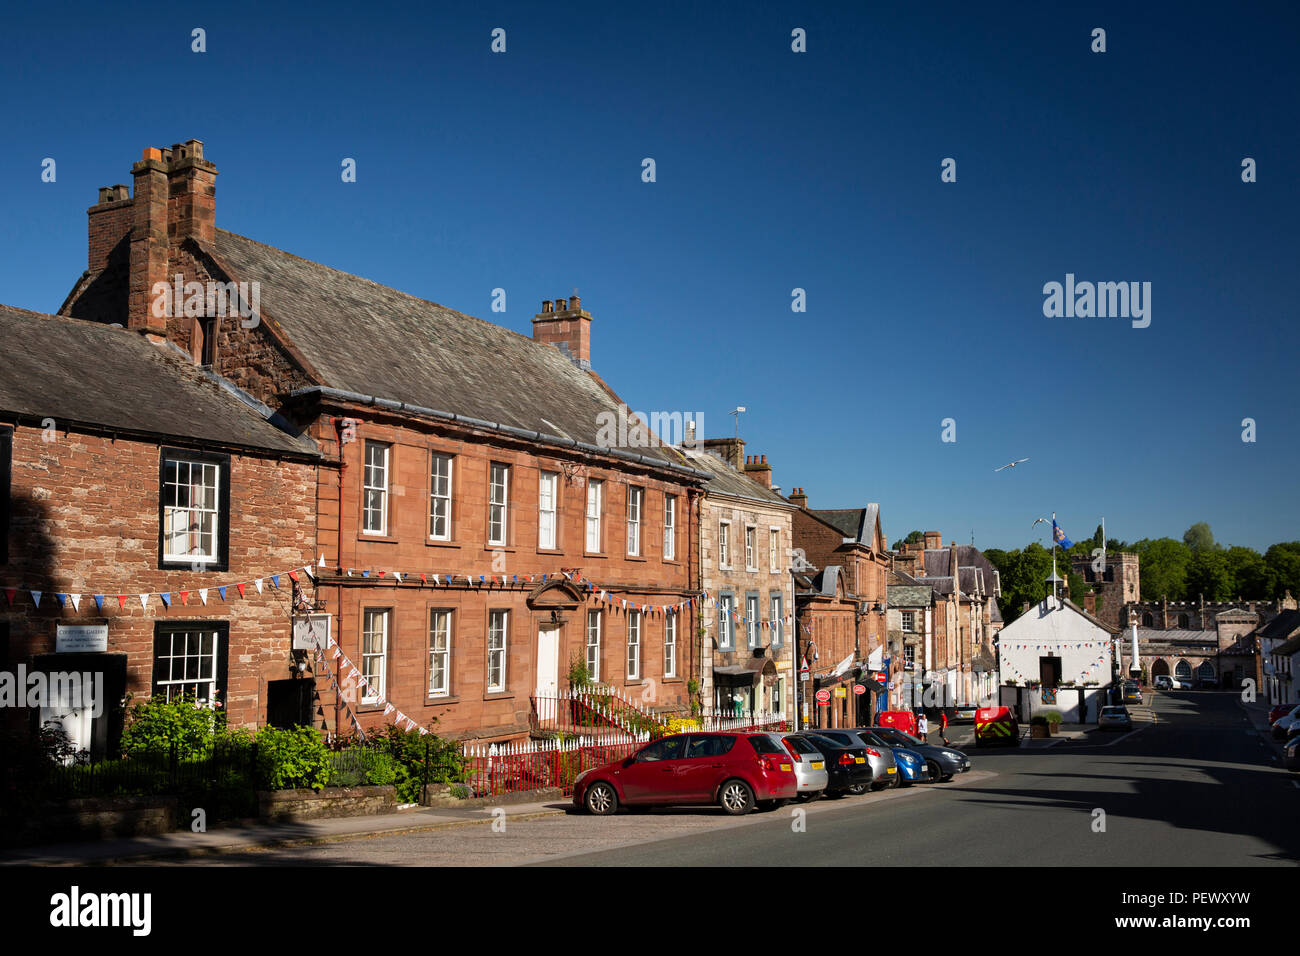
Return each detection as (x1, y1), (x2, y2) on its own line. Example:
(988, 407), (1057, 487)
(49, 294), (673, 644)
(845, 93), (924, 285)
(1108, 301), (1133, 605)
(542, 574), (548, 583)
(199, 588), (208, 606)
(69, 594), (82, 612)
(160, 593), (172, 608)
(179, 591), (189, 606)
(117, 595), (127, 610)
(237, 583), (246, 599)
(93, 595), (105, 612)
(362, 570), (370, 578)
(138, 593), (149, 609)
(3, 588), (14, 607)
(255, 579), (264, 593)
(218, 586), (228, 602)
(393, 572), (402, 583)
(32, 591), (43, 608)
(431, 574), (439, 585)
(376, 570), (386, 578)
(419, 573), (427, 585)
(294, 568), (306, 582)
(271, 575), (281, 589)
(319, 554), (326, 567)
(55, 594), (67, 609)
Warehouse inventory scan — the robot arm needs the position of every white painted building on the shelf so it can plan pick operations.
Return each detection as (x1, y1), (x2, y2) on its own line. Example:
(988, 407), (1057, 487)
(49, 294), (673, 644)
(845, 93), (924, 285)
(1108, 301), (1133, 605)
(996, 595), (1119, 723)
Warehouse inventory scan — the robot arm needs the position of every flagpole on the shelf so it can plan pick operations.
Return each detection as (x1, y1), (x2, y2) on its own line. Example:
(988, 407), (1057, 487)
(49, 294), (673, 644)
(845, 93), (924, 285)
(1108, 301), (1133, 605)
(1051, 511), (1058, 601)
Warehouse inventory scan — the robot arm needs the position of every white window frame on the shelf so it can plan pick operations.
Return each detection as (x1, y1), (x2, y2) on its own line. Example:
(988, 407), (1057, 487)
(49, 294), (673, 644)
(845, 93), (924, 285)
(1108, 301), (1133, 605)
(719, 521), (730, 568)
(746, 594), (760, 648)
(719, 594), (734, 650)
(154, 626), (221, 704)
(162, 457), (221, 563)
(362, 442), (389, 536)
(488, 610), (508, 692)
(362, 609), (389, 704)
(586, 610), (601, 682)
(769, 527), (780, 573)
(901, 610), (916, 633)
(488, 463), (509, 546)
(627, 611), (642, 679)
(745, 526), (756, 571)
(538, 471), (558, 550)
(664, 615), (677, 678)
(586, 479), (604, 552)
(428, 609), (452, 697)
(663, 495), (676, 561)
(770, 593), (783, 648)
(429, 453), (453, 541)
(626, 486), (643, 556)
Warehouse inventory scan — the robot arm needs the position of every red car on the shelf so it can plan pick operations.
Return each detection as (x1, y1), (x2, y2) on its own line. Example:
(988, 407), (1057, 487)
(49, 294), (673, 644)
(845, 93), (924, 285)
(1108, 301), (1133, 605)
(573, 732), (798, 815)
(1269, 703), (1294, 725)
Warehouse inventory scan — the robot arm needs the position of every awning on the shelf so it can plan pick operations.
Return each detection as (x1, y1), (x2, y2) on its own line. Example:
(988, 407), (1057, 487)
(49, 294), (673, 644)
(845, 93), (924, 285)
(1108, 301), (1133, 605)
(713, 658), (777, 686)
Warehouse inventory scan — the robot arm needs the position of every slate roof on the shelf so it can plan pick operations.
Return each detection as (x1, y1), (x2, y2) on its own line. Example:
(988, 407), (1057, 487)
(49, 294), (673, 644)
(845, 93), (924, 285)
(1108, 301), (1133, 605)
(1258, 609), (1300, 642)
(1133, 627), (1218, 647)
(193, 230), (688, 472)
(812, 505), (880, 545)
(680, 447), (794, 507)
(888, 584), (932, 607)
(922, 545), (1001, 595)
(1272, 633), (1300, 658)
(0, 305), (316, 457)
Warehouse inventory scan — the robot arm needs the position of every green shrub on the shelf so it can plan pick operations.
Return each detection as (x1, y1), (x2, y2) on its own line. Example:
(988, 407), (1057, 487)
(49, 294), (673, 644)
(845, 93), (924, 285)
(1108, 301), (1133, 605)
(255, 726), (332, 791)
(365, 724), (464, 804)
(1042, 711), (1063, 725)
(121, 694), (226, 759)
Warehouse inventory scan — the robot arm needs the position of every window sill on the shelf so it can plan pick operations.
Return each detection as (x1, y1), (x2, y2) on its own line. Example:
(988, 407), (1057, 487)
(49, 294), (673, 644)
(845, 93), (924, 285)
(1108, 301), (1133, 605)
(160, 560), (227, 573)
(483, 690), (513, 701)
(626, 554), (647, 562)
(358, 533), (399, 545)
(426, 539), (461, 549)
(583, 551), (608, 560)
(485, 545), (515, 553)
(426, 695), (459, 705)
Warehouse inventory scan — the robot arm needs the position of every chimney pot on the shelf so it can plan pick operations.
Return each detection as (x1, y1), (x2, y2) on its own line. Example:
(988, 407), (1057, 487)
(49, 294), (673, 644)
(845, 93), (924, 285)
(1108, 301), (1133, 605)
(569, 295), (580, 311)
(761, 454), (767, 465)
(541, 300), (552, 313)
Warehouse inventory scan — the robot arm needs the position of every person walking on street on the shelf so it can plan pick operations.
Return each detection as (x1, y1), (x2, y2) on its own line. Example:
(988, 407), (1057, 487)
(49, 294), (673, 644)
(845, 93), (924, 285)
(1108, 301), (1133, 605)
(939, 710), (950, 746)
(917, 711), (929, 742)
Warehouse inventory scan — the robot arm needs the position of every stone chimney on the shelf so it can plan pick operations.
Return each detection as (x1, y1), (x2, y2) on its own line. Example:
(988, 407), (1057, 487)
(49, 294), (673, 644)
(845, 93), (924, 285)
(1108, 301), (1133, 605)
(789, 487), (807, 509)
(702, 437), (745, 471)
(532, 295), (593, 369)
(124, 139), (218, 334)
(1084, 591), (1097, 616)
(87, 185), (132, 272)
(924, 531), (942, 550)
(744, 454), (772, 489)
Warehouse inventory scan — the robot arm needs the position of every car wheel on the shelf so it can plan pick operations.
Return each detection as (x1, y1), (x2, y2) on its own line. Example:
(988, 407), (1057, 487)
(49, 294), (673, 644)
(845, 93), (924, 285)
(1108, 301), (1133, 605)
(926, 761), (943, 782)
(584, 781), (618, 816)
(846, 783), (868, 796)
(718, 779), (755, 815)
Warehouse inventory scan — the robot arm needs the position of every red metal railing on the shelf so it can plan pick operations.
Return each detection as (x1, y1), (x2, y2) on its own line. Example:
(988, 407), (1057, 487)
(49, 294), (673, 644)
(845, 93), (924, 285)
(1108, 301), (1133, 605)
(460, 731), (650, 797)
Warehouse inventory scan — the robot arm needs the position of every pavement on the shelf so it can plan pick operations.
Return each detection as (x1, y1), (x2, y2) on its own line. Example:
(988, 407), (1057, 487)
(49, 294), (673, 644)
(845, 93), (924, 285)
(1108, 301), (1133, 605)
(1, 799), (570, 866)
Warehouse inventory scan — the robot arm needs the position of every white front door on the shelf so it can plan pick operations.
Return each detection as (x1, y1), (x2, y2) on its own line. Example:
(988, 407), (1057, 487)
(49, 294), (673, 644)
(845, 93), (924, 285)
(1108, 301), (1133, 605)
(39, 680), (94, 763)
(536, 626), (560, 700)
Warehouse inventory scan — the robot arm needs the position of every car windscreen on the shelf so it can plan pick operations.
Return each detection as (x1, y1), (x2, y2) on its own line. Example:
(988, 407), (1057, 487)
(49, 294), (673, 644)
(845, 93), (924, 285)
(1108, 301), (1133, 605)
(877, 728), (921, 746)
(783, 736), (821, 756)
(813, 731), (855, 747)
(747, 735), (785, 755)
(635, 736), (687, 761)
(856, 731), (892, 747)
(805, 734), (844, 752)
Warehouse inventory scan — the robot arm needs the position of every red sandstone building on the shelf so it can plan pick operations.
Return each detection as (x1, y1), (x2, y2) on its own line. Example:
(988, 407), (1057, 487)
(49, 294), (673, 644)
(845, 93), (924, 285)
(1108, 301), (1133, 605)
(0, 305), (320, 758)
(51, 139), (708, 744)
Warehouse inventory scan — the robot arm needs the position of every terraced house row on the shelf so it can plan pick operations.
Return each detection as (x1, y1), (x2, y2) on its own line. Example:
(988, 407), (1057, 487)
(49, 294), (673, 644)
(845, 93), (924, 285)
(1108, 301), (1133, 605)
(0, 139), (988, 755)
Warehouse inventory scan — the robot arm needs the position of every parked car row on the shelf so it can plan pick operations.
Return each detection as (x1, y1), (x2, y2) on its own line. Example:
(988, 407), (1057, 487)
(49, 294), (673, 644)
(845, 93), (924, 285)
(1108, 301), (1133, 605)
(572, 729), (973, 815)
(1153, 675), (1192, 691)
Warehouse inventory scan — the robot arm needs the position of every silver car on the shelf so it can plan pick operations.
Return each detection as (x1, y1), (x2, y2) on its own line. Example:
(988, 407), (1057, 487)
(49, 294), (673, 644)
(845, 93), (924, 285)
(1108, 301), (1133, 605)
(807, 728), (899, 790)
(760, 732), (829, 799)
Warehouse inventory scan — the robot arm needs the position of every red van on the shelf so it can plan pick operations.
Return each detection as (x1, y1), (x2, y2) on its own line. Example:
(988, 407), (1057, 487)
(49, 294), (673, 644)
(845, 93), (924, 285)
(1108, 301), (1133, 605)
(974, 706), (1020, 747)
(877, 710), (918, 736)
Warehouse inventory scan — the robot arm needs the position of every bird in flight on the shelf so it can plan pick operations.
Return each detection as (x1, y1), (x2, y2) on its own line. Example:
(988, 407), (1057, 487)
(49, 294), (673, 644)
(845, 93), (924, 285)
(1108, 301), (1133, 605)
(995, 458), (1030, 472)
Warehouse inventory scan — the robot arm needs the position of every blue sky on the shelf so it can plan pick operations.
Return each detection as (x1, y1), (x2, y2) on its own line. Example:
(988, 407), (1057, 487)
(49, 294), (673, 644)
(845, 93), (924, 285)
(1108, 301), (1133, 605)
(2, 1), (1297, 552)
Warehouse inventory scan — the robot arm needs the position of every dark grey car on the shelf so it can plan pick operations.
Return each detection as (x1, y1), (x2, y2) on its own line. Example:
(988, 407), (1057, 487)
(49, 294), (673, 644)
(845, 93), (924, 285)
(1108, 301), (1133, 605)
(862, 726), (971, 782)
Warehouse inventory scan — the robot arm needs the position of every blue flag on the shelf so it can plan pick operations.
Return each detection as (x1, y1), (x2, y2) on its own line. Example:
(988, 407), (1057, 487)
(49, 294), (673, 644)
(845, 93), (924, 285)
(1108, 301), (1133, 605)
(1052, 519), (1073, 549)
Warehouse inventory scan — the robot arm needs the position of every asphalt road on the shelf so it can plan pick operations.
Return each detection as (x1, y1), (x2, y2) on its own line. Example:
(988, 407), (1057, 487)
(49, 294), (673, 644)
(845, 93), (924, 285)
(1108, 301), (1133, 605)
(158, 692), (1298, 866)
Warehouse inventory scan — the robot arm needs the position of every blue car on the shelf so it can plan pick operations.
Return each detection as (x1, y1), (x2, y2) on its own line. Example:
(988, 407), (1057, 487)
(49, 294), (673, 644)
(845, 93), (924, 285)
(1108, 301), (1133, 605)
(853, 730), (931, 786)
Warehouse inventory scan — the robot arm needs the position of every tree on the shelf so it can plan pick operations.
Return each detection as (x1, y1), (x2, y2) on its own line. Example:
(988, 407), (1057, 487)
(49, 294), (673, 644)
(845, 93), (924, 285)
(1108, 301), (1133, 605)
(1185, 548), (1231, 601)
(891, 530), (925, 551)
(1223, 546), (1268, 598)
(1134, 538), (1192, 600)
(1183, 522), (1216, 552)
(1264, 543), (1300, 599)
